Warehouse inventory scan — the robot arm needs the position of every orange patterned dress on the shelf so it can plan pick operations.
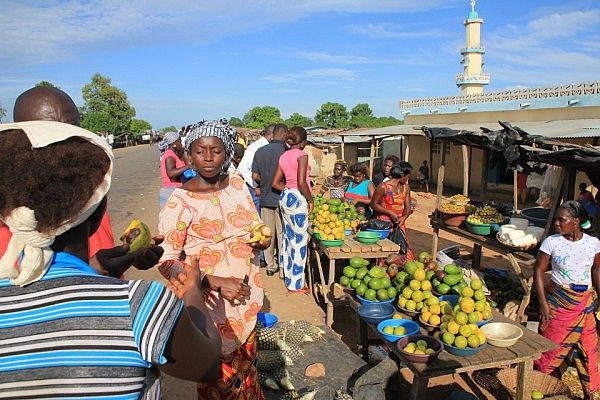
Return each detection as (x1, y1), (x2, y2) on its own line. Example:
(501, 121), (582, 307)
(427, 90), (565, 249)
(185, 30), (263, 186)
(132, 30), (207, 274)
(158, 174), (264, 400)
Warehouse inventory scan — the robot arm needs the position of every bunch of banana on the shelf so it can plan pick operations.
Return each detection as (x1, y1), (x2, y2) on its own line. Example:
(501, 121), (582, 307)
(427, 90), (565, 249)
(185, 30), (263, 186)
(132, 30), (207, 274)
(120, 219), (152, 253)
(247, 223), (272, 248)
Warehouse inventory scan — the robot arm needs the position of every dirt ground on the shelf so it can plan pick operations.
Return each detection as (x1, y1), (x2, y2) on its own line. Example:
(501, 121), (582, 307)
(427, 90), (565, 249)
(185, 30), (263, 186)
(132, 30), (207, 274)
(108, 145), (557, 399)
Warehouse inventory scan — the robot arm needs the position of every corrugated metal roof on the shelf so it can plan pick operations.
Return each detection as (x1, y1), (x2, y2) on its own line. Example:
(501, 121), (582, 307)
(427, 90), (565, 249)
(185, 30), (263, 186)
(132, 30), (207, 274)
(307, 135), (368, 144)
(339, 125), (424, 137)
(338, 119), (600, 140)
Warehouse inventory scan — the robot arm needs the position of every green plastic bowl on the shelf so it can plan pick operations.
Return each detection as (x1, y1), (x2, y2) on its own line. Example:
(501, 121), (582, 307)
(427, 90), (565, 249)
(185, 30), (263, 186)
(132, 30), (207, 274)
(356, 231), (380, 244)
(313, 232), (321, 240)
(465, 220), (502, 236)
(320, 239), (344, 247)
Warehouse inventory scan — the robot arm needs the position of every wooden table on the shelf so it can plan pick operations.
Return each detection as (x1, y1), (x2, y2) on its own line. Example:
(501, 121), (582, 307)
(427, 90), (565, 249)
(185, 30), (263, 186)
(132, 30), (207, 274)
(348, 296), (557, 400)
(309, 235), (400, 326)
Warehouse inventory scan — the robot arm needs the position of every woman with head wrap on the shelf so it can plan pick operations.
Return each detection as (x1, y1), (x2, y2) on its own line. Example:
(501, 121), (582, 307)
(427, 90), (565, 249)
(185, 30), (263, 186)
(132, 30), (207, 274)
(534, 201), (600, 399)
(158, 120), (267, 400)
(0, 121), (221, 399)
(370, 161), (415, 261)
(159, 130), (190, 209)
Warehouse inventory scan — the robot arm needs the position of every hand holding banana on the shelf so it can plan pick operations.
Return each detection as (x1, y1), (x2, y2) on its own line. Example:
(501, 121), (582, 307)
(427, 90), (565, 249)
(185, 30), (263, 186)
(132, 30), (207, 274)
(246, 223), (272, 250)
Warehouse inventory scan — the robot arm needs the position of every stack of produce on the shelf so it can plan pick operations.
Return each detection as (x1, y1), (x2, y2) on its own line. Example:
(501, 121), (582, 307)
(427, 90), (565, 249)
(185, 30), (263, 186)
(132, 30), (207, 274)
(484, 270), (526, 319)
(256, 320), (325, 393)
(436, 279), (489, 350)
(395, 252), (439, 312)
(466, 205), (505, 225)
(449, 194), (470, 205)
(401, 338), (438, 355)
(430, 263), (468, 296)
(310, 196), (365, 240)
(339, 256), (399, 302)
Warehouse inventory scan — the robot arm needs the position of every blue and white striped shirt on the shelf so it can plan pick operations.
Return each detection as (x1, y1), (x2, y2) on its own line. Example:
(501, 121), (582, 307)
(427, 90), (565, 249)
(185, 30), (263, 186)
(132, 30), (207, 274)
(0, 252), (182, 400)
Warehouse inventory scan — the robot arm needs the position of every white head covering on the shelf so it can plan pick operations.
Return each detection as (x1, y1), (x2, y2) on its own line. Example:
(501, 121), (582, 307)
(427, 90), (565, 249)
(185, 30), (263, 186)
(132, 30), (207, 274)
(0, 121), (113, 286)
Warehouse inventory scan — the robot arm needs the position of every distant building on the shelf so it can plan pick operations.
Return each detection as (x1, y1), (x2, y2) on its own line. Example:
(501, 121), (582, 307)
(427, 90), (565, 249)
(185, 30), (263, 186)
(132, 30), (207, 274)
(394, 0), (600, 192)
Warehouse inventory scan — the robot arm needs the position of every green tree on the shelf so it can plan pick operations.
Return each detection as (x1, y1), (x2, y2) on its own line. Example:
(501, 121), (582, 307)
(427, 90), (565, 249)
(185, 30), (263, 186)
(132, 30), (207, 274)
(160, 125), (178, 133)
(229, 117), (244, 127)
(243, 106), (283, 129)
(0, 103), (6, 122)
(376, 116), (403, 127)
(349, 103), (376, 128)
(314, 102), (349, 128)
(36, 80), (58, 88)
(80, 73), (135, 135)
(129, 118), (152, 137)
(285, 113), (313, 127)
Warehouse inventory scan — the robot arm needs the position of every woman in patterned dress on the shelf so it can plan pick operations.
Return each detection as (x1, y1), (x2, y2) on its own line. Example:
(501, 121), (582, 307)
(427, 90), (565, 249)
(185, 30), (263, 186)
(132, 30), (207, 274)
(158, 120), (268, 400)
(370, 161), (415, 261)
(272, 126), (313, 292)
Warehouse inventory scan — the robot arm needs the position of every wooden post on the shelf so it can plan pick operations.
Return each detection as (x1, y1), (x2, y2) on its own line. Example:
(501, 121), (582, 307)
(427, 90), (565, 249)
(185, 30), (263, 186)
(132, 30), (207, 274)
(513, 169), (519, 214)
(543, 168), (566, 238)
(480, 149), (488, 202)
(369, 136), (375, 178)
(564, 167), (577, 201)
(341, 135), (345, 160)
(462, 145), (469, 197)
(432, 165), (445, 257)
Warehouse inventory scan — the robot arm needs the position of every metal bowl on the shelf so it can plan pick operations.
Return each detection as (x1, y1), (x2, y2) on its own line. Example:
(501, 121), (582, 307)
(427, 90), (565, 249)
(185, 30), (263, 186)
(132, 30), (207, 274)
(480, 322), (523, 347)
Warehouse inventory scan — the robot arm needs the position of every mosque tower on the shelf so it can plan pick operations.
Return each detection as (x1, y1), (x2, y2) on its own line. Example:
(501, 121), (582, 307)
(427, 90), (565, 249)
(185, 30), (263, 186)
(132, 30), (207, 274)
(456, 0), (490, 95)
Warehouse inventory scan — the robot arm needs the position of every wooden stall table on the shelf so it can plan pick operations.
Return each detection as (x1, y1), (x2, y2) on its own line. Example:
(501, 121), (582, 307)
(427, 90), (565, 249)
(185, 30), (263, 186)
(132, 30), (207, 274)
(348, 296), (557, 400)
(309, 234), (400, 326)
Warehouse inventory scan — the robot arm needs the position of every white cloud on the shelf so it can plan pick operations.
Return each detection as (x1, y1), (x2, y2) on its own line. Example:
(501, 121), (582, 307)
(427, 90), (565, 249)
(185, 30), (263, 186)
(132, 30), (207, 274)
(486, 8), (600, 87)
(344, 22), (444, 39)
(261, 68), (357, 84)
(0, 0), (459, 67)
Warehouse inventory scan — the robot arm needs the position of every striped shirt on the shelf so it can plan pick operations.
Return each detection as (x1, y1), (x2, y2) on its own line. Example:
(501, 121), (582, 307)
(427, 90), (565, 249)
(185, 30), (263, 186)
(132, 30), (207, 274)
(0, 252), (183, 400)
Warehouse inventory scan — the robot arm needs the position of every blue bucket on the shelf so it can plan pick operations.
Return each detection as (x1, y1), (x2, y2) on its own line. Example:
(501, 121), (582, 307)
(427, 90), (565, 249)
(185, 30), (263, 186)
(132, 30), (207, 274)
(257, 312), (278, 328)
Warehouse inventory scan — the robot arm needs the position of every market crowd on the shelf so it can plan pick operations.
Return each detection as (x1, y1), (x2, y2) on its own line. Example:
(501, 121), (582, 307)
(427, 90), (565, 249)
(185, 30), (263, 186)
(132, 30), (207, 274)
(0, 85), (599, 400)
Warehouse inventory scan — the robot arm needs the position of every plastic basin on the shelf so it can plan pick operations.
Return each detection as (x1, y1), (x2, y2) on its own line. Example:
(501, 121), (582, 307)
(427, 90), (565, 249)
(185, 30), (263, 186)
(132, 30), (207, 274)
(257, 312), (278, 328)
(358, 303), (395, 325)
(313, 232), (321, 240)
(477, 315), (493, 327)
(444, 342), (487, 357)
(480, 322), (523, 347)
(377, 319), (420, 343)
(521, 207), (551, 228)
(366, 228), (390, 239)
(438, 295), (459, 306)
(344, 229), (352, 236)
(465, 220), (502, 236)
(397, 334), (444, 363)
(356, 295), (394, 305)
(439, 211), (467, 227)
(320, 239), (344, 247)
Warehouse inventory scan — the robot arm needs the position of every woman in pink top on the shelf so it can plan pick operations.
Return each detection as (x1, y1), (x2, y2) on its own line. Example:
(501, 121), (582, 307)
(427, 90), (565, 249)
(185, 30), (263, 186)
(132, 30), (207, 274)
(272, 126), (313, 292)
(159, 131), (189, 209)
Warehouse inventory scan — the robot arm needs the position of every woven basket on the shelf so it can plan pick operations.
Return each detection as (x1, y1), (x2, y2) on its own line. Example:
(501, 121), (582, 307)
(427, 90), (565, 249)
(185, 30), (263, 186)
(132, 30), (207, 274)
(473, 368), (571, 399)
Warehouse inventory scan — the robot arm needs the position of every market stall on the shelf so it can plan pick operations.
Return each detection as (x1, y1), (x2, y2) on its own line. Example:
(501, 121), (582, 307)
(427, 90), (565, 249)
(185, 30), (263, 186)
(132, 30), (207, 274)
(421, 121), (599, 322)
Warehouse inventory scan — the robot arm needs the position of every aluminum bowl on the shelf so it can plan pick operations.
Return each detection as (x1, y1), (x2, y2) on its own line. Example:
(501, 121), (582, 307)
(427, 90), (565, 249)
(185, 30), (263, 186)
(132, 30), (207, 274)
(480, 322), (523, 347)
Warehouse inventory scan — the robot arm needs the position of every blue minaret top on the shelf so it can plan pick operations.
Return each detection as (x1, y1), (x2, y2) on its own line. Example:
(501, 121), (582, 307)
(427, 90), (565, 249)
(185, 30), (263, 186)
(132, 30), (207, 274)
(468, 0), (479, 20)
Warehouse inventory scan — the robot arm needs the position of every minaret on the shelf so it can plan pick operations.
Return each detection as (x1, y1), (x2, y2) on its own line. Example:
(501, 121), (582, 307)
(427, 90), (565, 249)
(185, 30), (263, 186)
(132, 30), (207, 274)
(456, 0), (490, 95)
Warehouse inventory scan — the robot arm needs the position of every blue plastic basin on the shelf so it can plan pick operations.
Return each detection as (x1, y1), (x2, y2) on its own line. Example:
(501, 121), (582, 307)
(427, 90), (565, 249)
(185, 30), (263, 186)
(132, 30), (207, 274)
(377, 319), (420, 343)
(444, 342), (488, 357)
(366, 228), (390, 239)
(356, 295), (395, 306)
(358, 303), (395, 325)
(257, 312), (278, 328)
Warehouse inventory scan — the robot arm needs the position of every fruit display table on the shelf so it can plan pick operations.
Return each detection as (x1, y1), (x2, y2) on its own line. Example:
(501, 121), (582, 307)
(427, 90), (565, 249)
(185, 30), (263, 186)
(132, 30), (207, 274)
(308, 234), (400, 326)
(430, 215), (537, 323)
(347, 296), (557, 400)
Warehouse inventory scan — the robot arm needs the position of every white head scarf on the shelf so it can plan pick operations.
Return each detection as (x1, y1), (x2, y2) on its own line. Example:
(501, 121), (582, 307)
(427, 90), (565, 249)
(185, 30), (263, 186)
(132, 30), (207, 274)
(0, 121), (113, 286)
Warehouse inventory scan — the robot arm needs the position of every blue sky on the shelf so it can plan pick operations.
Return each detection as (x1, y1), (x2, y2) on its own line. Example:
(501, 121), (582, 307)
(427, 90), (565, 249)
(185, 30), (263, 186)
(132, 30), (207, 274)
(1, 0), (599, 128)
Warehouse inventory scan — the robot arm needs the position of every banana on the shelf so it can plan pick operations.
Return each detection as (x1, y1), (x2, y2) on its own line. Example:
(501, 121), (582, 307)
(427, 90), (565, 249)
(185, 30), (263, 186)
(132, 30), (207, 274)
(120, 219), (152, 253)
(247, 223), (272, 247)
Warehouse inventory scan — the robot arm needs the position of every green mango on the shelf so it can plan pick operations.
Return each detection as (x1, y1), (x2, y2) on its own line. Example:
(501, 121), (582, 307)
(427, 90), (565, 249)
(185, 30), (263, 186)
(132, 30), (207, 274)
(443, 273), (462, 286)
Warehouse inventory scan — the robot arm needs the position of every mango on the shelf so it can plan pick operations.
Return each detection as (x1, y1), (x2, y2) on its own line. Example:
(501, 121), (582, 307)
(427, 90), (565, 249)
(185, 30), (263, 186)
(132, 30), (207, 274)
(120, 219), (152, 253)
